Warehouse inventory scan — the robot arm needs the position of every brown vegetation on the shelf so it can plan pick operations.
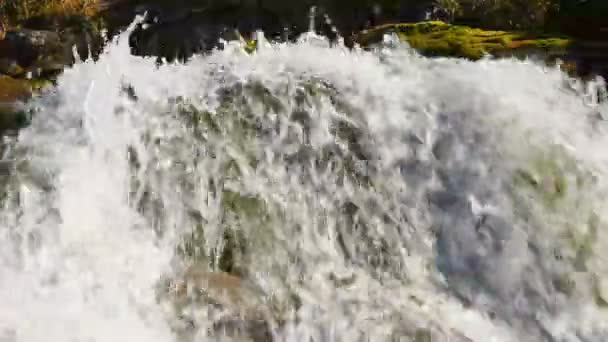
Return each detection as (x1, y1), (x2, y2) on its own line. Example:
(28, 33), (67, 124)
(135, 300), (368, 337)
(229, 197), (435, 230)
(0, 0), (114, 27)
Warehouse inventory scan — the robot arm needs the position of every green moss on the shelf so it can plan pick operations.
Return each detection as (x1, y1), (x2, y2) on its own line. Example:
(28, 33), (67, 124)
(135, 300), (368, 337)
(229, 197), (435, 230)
(244, 39), (258, 54)
(28, 78), (54, 91)
(357, 21), (572, 61)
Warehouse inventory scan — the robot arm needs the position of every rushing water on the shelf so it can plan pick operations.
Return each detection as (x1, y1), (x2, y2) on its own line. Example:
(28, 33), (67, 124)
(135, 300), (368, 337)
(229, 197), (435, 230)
(1, 17), (608, 342)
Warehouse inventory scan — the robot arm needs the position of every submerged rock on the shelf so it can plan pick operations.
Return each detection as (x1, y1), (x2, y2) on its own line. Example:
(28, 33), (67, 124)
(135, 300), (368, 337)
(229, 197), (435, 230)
(159, 265), (272, 342)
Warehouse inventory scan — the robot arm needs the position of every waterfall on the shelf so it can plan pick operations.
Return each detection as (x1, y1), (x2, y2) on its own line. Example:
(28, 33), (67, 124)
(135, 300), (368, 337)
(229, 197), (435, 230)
(0, 20), (607, 342)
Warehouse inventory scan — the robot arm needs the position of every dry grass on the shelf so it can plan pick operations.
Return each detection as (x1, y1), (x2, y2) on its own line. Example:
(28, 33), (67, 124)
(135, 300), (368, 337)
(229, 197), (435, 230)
(0, 75), (32, 102)
(0, 0), (112, 27)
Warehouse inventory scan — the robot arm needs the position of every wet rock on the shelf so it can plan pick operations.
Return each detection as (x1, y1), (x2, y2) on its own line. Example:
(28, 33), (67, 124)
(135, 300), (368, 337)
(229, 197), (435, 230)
(97, 0), (430, 61)
(0, 29), (69, 72)
(126, 1), (290, 62)
(59, 25), (106, 62)
(0, 19), (104, 79)
(0, 76), (49, 135)
(0, 104), (29, 136)
(159, 265), (272, 342)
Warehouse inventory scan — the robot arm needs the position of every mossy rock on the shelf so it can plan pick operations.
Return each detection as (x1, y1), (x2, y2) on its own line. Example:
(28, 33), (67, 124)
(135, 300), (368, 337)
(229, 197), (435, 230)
(244, 39), (258, 54)
(356, 21), (572, 61)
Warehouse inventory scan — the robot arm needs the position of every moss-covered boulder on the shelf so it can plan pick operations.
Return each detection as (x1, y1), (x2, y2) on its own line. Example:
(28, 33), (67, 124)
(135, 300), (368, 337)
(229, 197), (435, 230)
(356, 21), (572, 61)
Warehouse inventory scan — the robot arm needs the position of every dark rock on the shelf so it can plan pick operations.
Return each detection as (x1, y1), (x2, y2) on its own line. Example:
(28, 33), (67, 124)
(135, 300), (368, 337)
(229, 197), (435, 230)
(0, 58), (25, 77)
(0, 15), (105, 79)
(0, 103), (29, 135)
(97, 0), (431, 61)
(0, 29), (67, 69)
(567, 40), (608, 80)
(0, 28), (73, 80)
(59, 25), (106, 62)
(126, 1), (291, 62)
(556, 0), (608, 40)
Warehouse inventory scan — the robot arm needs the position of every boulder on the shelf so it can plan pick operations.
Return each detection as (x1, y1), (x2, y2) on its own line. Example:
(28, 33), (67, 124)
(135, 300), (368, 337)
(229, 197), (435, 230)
(99, 0), (427, 60)
(0, 17), (105, 78)
(0, 29), (69, 69)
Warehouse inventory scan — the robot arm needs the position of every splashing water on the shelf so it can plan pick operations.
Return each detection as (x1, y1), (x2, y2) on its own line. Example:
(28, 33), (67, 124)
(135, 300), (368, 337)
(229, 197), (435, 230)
(1, 18), (608, 342)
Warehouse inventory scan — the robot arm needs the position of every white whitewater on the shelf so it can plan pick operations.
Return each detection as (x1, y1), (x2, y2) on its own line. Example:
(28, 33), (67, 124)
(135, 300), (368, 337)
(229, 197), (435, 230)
(1, 18), (608, 342)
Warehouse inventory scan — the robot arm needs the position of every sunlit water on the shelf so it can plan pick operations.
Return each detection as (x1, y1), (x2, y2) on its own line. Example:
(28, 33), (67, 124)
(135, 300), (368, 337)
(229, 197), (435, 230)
(1, 18), (608, 342)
